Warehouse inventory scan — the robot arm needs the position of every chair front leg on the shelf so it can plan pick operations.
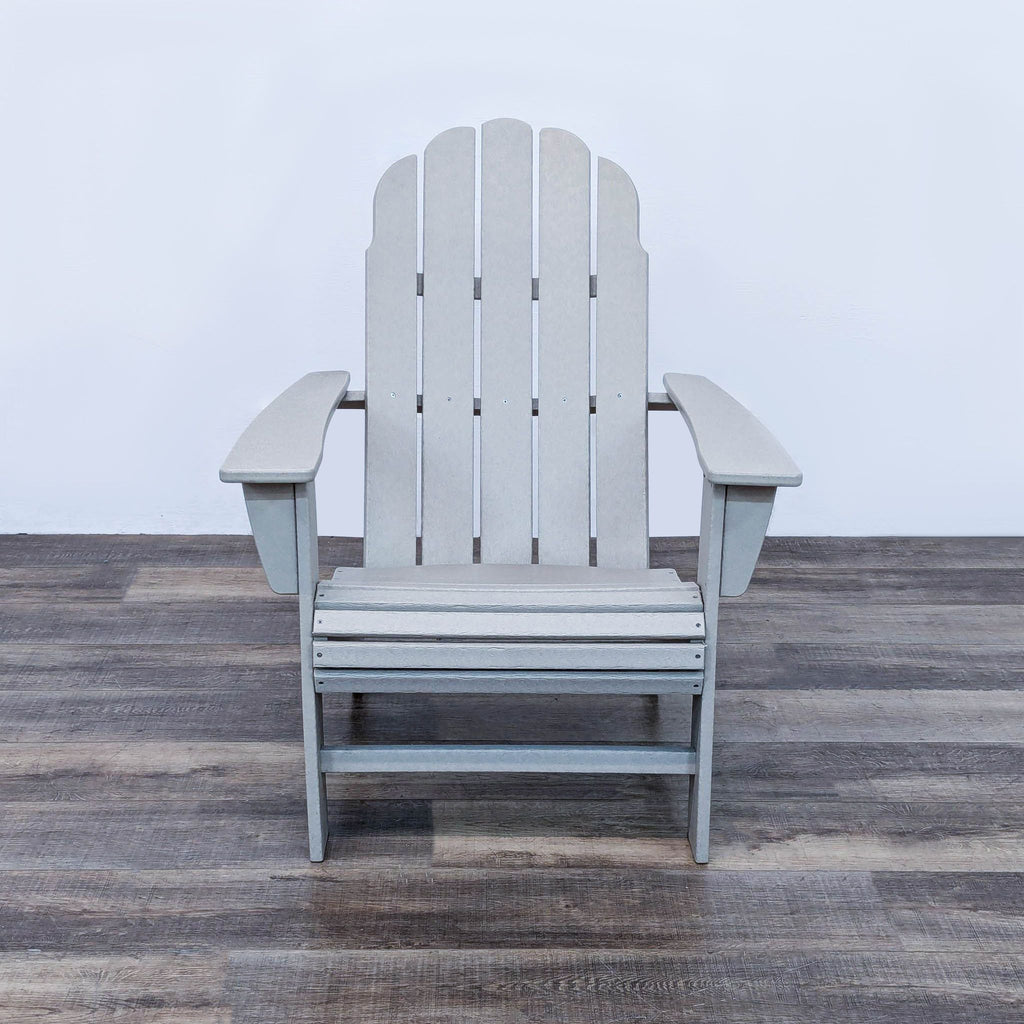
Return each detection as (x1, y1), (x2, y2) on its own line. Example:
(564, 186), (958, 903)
(689, 479), (725, 864)
(296, 481), (328, 861)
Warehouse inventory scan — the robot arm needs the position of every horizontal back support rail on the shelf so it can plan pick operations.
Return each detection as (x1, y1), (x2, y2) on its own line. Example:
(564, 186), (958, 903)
(340, 391), (675, 413)
(416, 274), (600, 299)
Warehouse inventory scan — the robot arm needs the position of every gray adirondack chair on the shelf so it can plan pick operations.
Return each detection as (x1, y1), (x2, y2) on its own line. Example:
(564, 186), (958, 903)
(220, 120), (801, 863)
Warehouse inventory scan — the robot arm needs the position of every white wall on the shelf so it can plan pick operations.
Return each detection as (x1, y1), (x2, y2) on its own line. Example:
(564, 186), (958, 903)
(2, 0), (1023, 536)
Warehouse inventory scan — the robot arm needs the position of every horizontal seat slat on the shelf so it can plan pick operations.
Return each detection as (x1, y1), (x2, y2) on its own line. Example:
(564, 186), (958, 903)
(314, 668), (703, 695)
(313, 609), (704, 640)
(327, 564), (688, 589)
(312, 640), (705, 671)
(319, 743), (697, 775)
(315, 589), (700, 611)
(317, 565), (701, 613)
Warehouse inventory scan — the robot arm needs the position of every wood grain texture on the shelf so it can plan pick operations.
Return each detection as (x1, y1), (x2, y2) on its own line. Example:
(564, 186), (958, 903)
(2, 869), (1022, 954)
(0, 565), (131, 602)
(0, 643), (297, 691)
(432, 796), (1024, 871)
(1, 534), (1023, 1021)
(716, 642), (1024, 689)
(0, 954), (228, 1023)
(717, 603), (1024, 643)
(0, 799), (432, 869)
(740, 566), (1024, 604)
(0, 601), (298, 643)
(125, 566), (296, 601)
(650, 535), (1024, 570)
(224, 950), (1024, 1024)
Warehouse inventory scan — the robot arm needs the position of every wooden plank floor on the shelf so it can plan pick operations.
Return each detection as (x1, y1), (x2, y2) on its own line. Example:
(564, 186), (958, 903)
(1, 535), (1023, 1022)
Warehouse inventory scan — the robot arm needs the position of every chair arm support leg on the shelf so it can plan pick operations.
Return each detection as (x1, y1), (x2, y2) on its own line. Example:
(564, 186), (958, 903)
(720, 485), (776, 598)
(241, 478), (327, 597)
(697, 481), (776, 601)
(243, 482), (300, 594)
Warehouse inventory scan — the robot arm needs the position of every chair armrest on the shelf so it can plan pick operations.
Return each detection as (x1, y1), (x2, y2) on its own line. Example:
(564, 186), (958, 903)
(220, 370), (351, 484)
(663, 373), (802, 487)
(666, 373), (801, 597)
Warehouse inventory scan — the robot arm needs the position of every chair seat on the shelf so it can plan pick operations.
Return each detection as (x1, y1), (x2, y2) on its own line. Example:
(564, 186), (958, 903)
(312, 564), (705, 670)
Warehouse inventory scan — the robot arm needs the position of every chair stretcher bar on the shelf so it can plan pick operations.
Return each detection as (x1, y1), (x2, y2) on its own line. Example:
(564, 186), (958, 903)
(319, 743), (698, 775)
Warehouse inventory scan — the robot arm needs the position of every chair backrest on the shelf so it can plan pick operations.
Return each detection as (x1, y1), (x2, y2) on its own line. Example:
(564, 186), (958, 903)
(364, 119), (649, 570)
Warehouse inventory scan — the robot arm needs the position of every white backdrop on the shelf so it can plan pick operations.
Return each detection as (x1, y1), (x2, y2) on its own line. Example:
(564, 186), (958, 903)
(2, 0), (1023, 536)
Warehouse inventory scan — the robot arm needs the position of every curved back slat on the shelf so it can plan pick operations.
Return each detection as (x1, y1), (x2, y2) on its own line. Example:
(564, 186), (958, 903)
(421, 127), (477, 565)
(364, 154), (418, 567)
(595, 157), (650, 567)
(362, 123), (649, 570)
(480, 118), (535, 564)
(537, 128), (592, 566)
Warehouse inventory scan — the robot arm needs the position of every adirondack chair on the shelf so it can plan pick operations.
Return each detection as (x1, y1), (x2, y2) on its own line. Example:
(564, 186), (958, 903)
(220, 120), (801, 863)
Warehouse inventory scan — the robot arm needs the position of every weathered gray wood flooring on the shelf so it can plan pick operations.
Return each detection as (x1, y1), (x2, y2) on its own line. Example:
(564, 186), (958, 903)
(1, 535), (1022, 1022)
